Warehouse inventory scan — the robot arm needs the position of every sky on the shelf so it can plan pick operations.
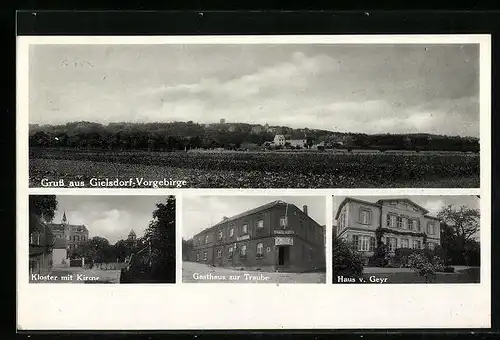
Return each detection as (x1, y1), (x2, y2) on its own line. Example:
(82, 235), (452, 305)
(51, 195), (171, 244)
(29, 43), (479, 137)
(332, 195), (480, 226)
(182, 196), (326, 239)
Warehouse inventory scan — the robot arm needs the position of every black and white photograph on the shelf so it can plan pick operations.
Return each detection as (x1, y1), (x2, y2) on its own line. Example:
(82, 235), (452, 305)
(29, 194), (176, 284)
(182, 196), (326, 283)
(27, 41), (480, 189)
(332, 195), (480, 284)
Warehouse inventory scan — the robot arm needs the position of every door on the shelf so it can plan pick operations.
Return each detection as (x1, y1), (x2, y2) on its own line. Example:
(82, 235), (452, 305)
(277, 246), (289, 266)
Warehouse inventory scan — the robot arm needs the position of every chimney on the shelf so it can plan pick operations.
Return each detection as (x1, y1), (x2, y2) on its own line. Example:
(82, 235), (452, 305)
(222, 216), (229, 221)
(303, 205), (308, 216)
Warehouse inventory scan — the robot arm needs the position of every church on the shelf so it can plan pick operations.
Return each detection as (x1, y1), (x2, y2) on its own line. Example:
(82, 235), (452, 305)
(47, 212), (89, 260)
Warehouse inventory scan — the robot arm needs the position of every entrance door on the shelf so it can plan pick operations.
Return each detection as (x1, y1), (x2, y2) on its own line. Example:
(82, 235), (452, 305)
(277, 246), (289, 266)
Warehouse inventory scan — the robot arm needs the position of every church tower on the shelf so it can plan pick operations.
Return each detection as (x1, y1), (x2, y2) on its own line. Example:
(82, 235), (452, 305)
(61, 211), (68, 224)
(128, 229), (137, 241)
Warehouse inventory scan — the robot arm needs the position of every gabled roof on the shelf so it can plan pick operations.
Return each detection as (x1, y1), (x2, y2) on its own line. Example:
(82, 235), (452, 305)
(376, 198), (429, 214)
(335, 197), (439, 220)
(334, 197), (381, 220)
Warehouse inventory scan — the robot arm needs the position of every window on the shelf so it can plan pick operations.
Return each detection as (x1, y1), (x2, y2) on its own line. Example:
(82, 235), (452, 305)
(401, 239), (409, 248)
(256, 243), (263, 256)
(427, 222), (435, 235)
(369, 237), (375, 251)
(279, 216), (287, 227)
(242, 224), (248, 234)
(203, 251), (207, 260)
(257, 219), (264, 229)
(205, 235), (209, 244)
(359, 209), (370, 224)
(217, 248), (222, 258)
(218, 230), (223, 240)
(352, 235), (359, 251)
(359, 236), (370, 251)
(413, 219), (420, 232)
(229, 228), (234, 238)
(240, 244), (247, 256)
(196, 253), (200, 261)
(308, 248), (313, 261)
(228, 245), (234, 257)
(396, 216), (403, 229)
(388, 237), (397, 252)
(428, 242), (435, 250)
(267, 246), (271, 253)
(412, 240), (421, 249)
(402, 218), (408, 230)
(387, 214), (397, 228)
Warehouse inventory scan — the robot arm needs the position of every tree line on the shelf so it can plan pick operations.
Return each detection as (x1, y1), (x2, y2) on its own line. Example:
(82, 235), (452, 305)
(29, 121), (479, 152)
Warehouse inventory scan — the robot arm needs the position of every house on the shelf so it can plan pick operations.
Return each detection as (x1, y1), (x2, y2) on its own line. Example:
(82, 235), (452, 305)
(273, 135), (286, 146)
(288, 139), (307, 148)
(29, 214), (54, 275)
(47, 212), (89, 256)
(334, 197), (441, 265)
(187, 200), (326, 273)
(52, 238), (68, 267)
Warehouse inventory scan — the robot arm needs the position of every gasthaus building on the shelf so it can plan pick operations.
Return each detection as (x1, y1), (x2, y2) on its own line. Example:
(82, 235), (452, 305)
(187, 200), (326, 273)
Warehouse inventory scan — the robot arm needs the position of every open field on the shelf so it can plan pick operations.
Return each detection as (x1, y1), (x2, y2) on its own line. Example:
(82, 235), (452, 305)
(29, 147), (480, 188)
(183, 261), (326, 284)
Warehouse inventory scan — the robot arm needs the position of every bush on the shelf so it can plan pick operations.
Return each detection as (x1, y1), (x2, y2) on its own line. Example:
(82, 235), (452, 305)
(408, 253), (436, 283)
(333, 236), (364, 279)
(368, 244), (389, 267)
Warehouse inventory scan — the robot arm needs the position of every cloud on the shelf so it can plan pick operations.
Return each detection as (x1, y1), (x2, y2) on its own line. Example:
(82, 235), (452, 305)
(30, 45), (480, 136)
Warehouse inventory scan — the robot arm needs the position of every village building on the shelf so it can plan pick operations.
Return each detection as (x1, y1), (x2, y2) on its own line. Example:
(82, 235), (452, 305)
(29, 214), (54, 275)
(335, 197), (441, 265)
(187, 200), (326, 272)
(288, 139), (307, 148)
(52, 238), (68, 267)
(47, 212), (89, 256)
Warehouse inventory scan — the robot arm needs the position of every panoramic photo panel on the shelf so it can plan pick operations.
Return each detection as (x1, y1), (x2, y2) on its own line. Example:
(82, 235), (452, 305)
(28, 194), (176, 284)
(182, 196), (326, 283)
(28, 42), (479, 188)
(332, 195), (480, 284)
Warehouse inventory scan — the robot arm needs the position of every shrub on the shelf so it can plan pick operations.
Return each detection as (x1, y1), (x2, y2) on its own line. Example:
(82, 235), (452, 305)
(333, 236), (364, 279)
(368, 243), (389, 267)
(407, 253), (441, 283)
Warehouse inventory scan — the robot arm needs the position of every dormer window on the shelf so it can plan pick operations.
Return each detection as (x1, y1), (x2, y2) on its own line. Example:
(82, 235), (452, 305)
(229, 227), (234, 238)
(242, 224), (248, 234)
(205, 235), (209, 244)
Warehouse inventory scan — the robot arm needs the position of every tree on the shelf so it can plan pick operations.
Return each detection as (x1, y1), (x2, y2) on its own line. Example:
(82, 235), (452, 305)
(332, 234), (364, 280)
(438, 204), (480, 266)
(29, 195), (58, 223)
(143, 196), (176, 282)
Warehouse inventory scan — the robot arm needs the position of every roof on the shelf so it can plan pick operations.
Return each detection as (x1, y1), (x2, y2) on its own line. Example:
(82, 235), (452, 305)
(335, 197), (381, 220)
(335, 197), (438, 220)
(193, 200), (289, 238)
(376, 198), (429, 214)
(53, 238), (67, 249)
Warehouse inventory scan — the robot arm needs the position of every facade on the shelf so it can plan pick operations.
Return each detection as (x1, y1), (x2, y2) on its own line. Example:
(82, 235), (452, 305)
(52, 238), (68, 267)
(187, 200), (326, 273)
(47, 212), (89, 256)
(220, 118), (226, 124)
(29, 214), (54, 275)
(288, 139), (307, 148)
(273, 134), (286, 146)
(335, 197), (441, 265)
